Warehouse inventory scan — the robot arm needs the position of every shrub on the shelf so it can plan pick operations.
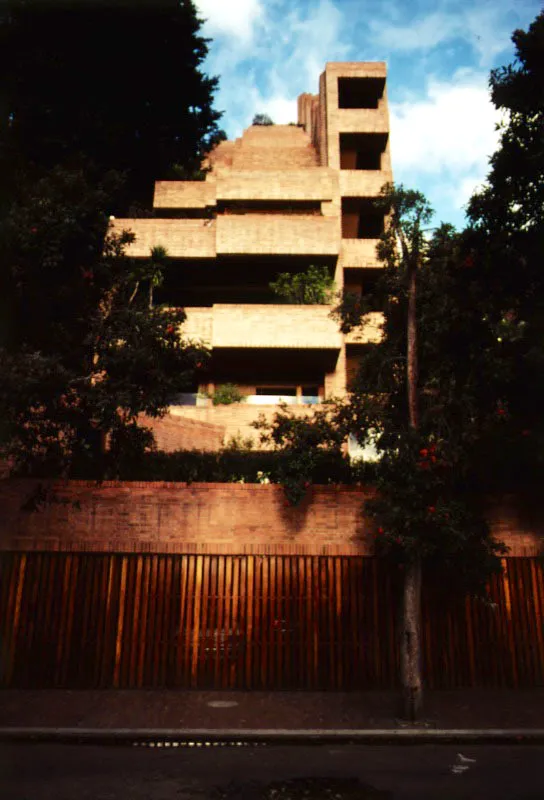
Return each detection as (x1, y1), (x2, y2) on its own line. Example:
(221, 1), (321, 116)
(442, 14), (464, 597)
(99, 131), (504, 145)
(252, 113), (274, 126)
(207, 383), (247, 405)
(270, 265), (335, 305)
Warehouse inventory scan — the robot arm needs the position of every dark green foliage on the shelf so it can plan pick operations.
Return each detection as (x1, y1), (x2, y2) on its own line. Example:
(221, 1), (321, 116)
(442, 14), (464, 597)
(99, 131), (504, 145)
(467, 12), (544, 236)
(270, 265), (335, 305)
(0, 0), (224, 475)
(253, 404), (348, 505)
(206, 383), (247, 405)
(0, 166), (208, 477)
(49, 446), (360, 486)
(252, 113), (274, 126)
(0, 0), (225, 211)
(464, 11), (544, 486)
(330, 186), (507, 592)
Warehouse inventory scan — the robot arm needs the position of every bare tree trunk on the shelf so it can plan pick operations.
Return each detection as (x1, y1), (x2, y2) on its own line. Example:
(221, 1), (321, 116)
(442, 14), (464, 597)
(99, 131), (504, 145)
(407, 258), (418, 430)
(401, 254), (423, 721)
(401, 557), (422, 721)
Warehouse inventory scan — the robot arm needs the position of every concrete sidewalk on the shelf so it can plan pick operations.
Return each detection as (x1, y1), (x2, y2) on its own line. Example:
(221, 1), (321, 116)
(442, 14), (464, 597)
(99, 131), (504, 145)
(1, 689), (543, 732)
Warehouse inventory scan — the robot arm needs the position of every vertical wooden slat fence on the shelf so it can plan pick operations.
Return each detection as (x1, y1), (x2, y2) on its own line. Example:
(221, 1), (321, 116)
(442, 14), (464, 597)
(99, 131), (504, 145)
(0, 553), (543, 690)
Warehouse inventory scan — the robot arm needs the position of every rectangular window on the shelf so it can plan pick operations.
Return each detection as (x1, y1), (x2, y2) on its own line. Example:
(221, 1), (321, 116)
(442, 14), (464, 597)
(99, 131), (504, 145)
(338, 77), (385, 109)
(339, 133), (388, 170)
(342, 198), (384, 239)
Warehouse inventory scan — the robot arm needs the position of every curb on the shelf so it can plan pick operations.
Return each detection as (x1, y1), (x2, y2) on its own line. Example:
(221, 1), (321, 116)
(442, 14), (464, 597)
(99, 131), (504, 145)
(1, 728), (544, 745)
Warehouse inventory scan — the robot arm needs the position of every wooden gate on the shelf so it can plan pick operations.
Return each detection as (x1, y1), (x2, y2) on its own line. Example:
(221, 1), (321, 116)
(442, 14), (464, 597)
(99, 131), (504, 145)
(0, 553), (543, 689)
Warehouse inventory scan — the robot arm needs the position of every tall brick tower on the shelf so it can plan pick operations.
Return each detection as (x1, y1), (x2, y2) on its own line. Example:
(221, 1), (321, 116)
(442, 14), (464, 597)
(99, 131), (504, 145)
(112, 62), (391, 450)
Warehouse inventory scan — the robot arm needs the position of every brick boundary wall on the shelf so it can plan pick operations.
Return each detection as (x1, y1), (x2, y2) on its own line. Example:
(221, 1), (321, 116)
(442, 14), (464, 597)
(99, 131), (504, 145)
(0, 480), (542, 557)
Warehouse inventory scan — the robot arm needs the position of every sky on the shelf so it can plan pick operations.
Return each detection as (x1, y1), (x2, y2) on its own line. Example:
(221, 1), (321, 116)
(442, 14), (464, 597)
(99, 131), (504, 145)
(193, 0), (540, 229)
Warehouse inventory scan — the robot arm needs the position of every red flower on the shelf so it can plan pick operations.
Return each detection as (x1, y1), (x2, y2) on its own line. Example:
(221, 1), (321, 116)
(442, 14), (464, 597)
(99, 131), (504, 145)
(497, 408), (506, 416)
(418, 461), (430, 470)
(196, 362), (203, 369)
(429, 444), (437, 453)
(427, 506), (436, 514)
(377, 527), (384, 535)
(430, 455), (437, 463)
(419, 448), (428, 457)
(166, 324), (175, 334)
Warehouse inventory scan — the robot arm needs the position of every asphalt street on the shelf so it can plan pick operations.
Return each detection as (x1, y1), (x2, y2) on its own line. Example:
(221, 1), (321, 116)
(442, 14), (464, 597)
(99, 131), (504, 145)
(1, 743), (543, 799)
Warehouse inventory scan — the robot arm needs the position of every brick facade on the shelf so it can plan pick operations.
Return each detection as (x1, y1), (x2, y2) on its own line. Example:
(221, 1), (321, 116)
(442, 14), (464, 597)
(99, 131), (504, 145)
(138, 414), (225, 453)
(0, 481), (541, 557)
(110, 63), (393, 447)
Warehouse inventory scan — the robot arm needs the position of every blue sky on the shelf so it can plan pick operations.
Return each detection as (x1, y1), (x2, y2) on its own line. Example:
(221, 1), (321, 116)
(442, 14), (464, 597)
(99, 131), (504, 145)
(194, 0), (540, 229)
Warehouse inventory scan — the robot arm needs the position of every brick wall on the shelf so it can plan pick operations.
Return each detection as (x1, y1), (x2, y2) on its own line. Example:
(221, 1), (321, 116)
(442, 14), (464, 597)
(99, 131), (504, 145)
(340, 239), (382, 268)
(111, 219), (216, 258)
(216, 169), (336, 202)
(0, 481), (541, 557)
(0, 481), (373, 556)
(140, 414), (225, 453)
(339, 170), (391, 197)
(215, 214), (339, 256)
(211, 304), (343, 349)
(153, 181), (215, 208)
(169, 403), (318, 447)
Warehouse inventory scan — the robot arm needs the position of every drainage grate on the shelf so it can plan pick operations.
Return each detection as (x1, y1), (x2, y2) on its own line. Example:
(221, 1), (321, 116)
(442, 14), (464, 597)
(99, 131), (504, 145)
(132, 740), (267, 748)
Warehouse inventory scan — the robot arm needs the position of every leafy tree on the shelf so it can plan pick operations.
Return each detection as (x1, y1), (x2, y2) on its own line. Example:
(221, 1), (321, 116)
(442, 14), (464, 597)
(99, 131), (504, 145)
(464, 10), (544, 486)
(0, 0), (225, 474)
(0, 166), (208, 477)
(0, 0), (225, 211)
(259, 185), (507, 720)
(336, 187), (508, 720)
(254, 404), (347, 505)
(270, 265), (335, 304)
(467, 12), (543, 236)
(252, 113), (274, 126)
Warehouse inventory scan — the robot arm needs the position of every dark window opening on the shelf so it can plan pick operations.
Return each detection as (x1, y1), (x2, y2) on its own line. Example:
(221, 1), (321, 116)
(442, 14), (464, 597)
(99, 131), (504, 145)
(339, 133), (388, 171)
(154, 256), (335, 307)
(256, 386), (297, 396)
(342, 198), (384, 239)
(344, 269), (386, 311)
(338, 77), (385, 109)
(152, 208), (215, 219)
(217, 200), (321, 215)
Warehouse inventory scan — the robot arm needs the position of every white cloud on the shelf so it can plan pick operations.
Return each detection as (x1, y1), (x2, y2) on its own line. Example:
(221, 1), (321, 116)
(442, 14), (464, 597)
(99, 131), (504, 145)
(450, 174), (488, 210)
(203, 0), (350, 136)
(390, 71), (501, 175)
(389, 70), (503, 222)
(194, 0), (264, 43)
(369, 4), (522, 66)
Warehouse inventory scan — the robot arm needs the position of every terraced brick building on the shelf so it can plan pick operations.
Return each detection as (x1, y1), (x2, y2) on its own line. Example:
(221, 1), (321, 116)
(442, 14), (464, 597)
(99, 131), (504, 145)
(112, 62), (391, 449)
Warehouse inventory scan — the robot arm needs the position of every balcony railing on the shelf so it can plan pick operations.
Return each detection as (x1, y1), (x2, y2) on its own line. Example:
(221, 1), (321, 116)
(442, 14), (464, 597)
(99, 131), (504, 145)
(170, 393), (321, 407)
(216, 215), (339, 256)
(169, 393), (211, 407)
(339, 170), (391, 197)
(245, 395), (321, 406)
(340, 239), (382, 268)
(183, 304), (343, 350)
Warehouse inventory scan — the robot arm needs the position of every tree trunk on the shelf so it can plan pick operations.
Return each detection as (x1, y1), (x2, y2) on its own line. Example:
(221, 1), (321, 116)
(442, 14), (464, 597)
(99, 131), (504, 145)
(401, 253), (423, 721)
(400, 557), (423, 721)
(407, 257), (418, 430)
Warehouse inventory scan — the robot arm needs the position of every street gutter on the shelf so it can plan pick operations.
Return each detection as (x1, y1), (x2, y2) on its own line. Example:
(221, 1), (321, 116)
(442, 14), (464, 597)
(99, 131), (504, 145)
(1, 728), (544, 745)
